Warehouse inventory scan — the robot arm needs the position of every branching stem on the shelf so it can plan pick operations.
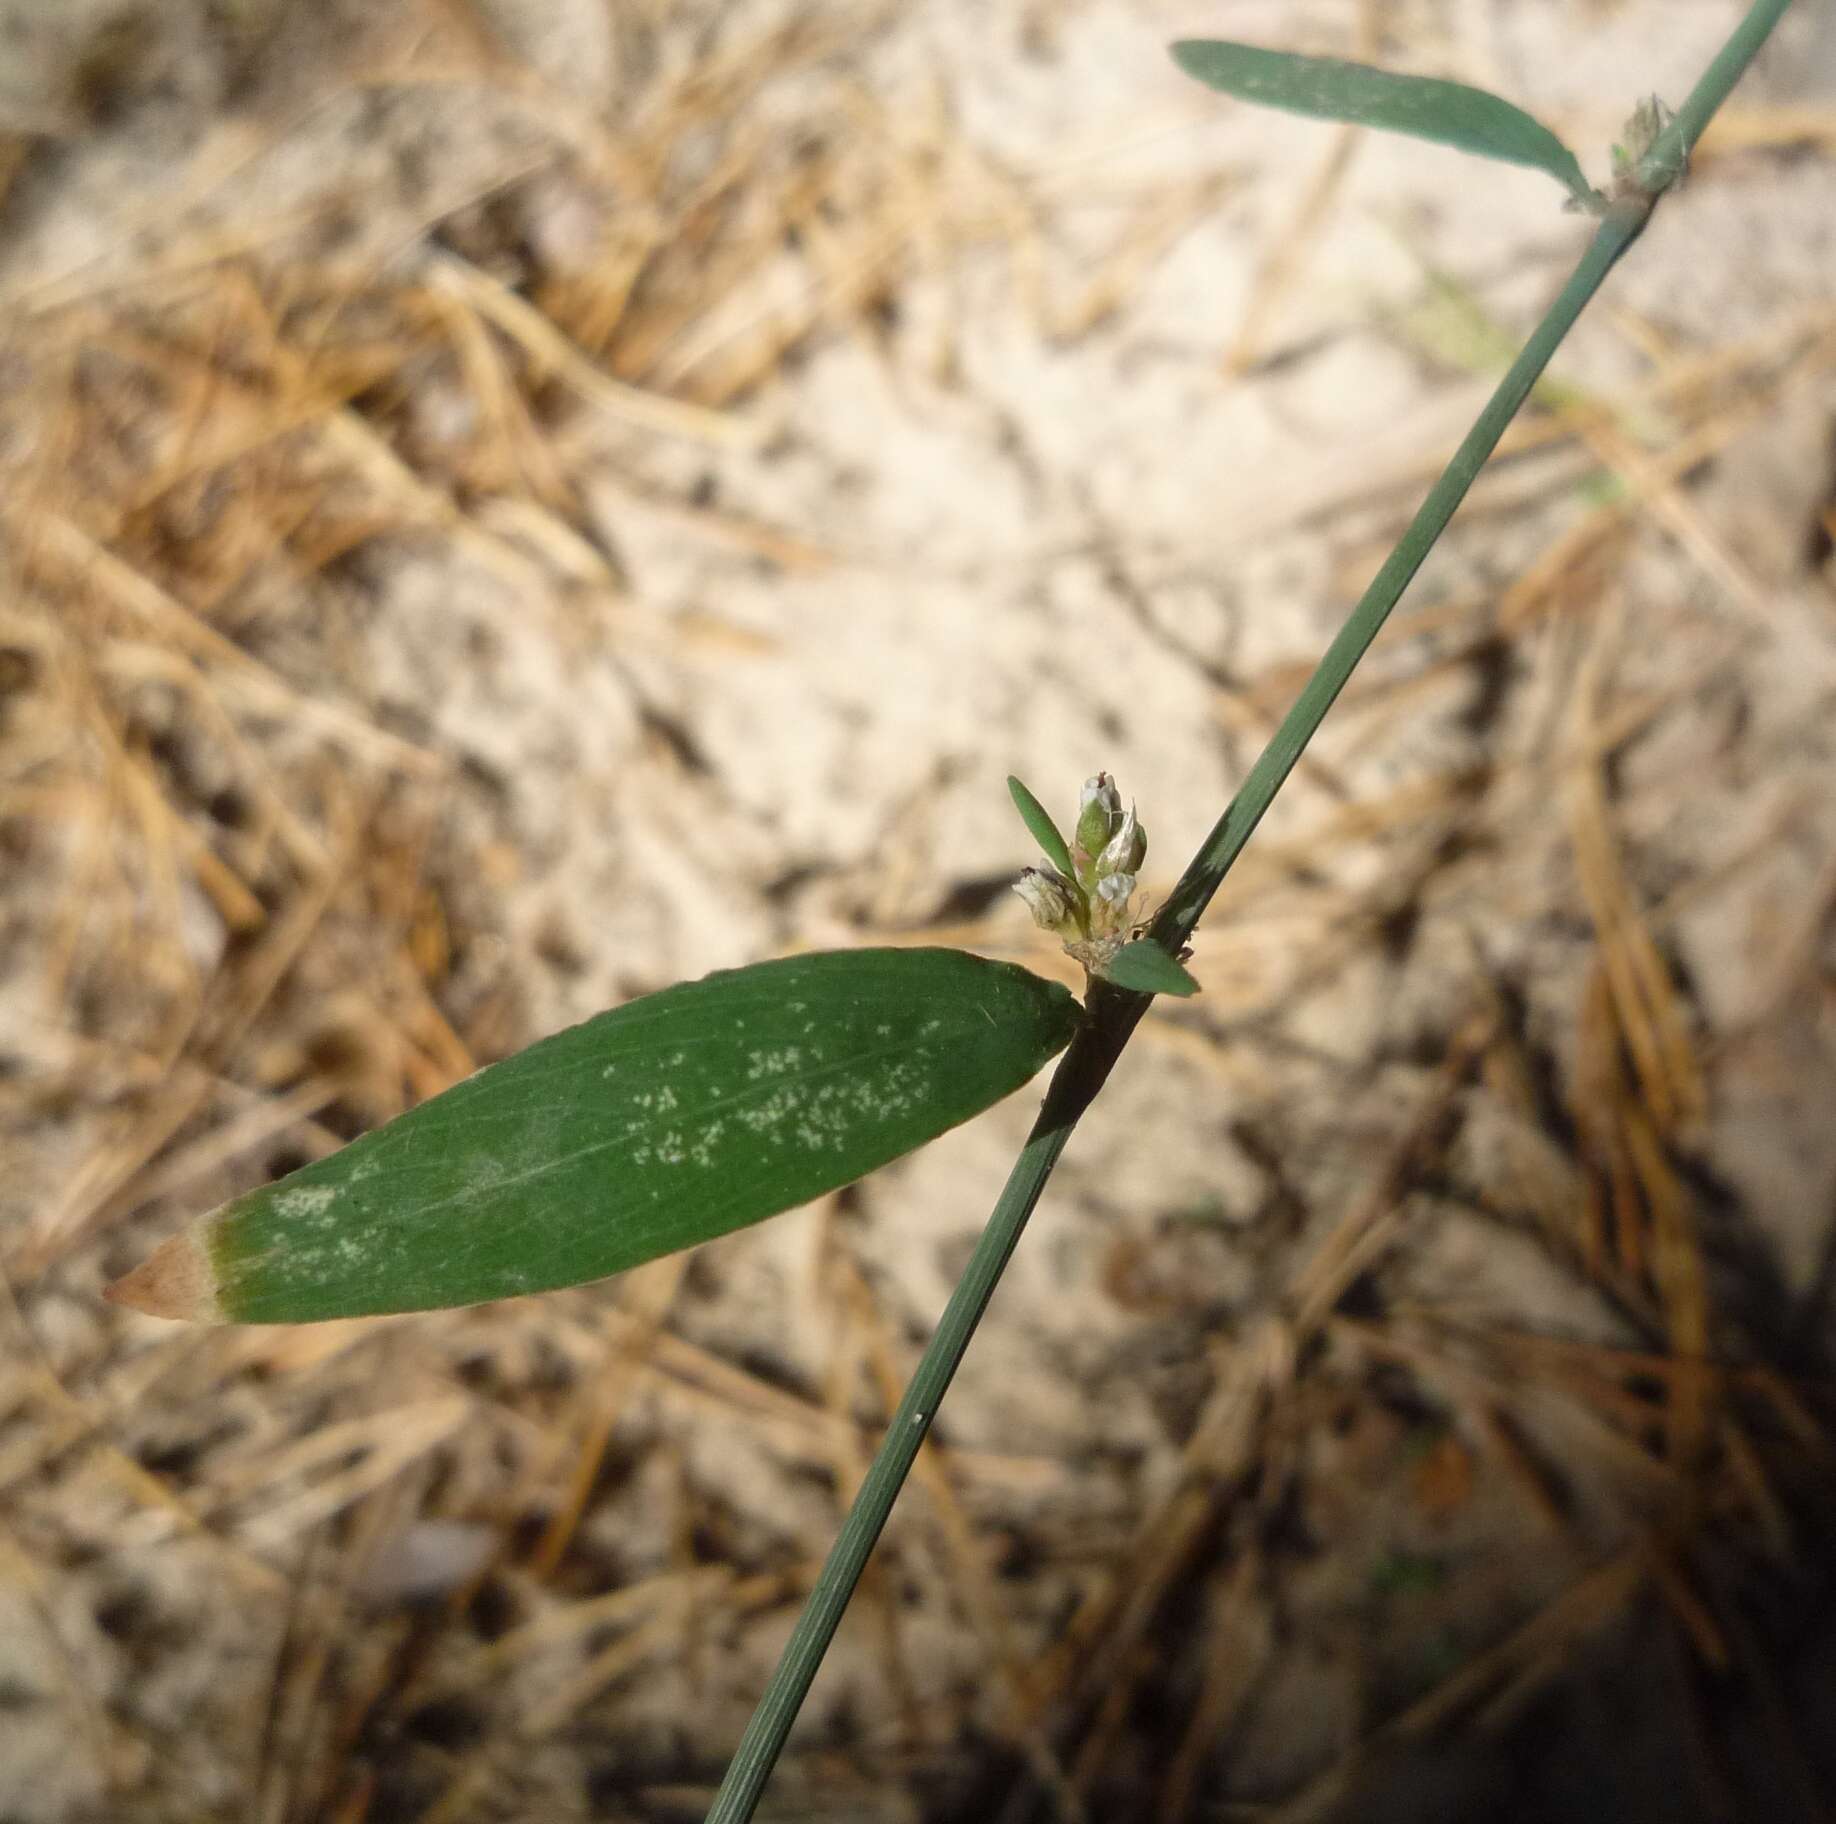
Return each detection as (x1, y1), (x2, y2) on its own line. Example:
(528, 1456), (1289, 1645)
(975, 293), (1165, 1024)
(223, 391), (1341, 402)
(704, 4), (1794, 1817)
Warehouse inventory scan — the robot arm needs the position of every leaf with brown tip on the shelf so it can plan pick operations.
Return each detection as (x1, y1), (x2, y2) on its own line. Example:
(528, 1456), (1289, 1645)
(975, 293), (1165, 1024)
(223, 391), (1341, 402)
(106, 948), (1081, 1324)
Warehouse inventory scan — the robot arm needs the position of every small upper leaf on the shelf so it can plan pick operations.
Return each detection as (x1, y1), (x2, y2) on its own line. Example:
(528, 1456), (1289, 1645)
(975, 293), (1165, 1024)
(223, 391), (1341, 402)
(1170, 40), (1597, 206)
(107, 949), (1081, 1324)
(1103, 940), (1200, 999)
(1007, 775), (1077, 882)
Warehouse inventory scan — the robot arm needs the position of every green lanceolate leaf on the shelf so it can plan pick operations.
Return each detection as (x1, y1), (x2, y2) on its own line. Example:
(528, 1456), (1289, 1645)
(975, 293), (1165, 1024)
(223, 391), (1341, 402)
(1170, 40), (1598, 207)
(107, 949), (1082, 1324)
(1006, 774), (1077, 882)
(1103, 940), (1200, 998)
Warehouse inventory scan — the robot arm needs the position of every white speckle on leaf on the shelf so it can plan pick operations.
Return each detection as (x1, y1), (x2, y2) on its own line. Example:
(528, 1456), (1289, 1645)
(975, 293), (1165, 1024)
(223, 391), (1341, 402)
(273, 1184), (338, 1222)
(688, 1116), (726, 1168)
(745, 1047), (802, 1081)
(736, 1085), (802, 1135)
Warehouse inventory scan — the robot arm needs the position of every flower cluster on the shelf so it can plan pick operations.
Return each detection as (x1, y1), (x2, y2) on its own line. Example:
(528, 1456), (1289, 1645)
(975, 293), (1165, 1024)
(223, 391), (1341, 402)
(1013, 773), (1148, 972)
(1609, 95), (1685, 203)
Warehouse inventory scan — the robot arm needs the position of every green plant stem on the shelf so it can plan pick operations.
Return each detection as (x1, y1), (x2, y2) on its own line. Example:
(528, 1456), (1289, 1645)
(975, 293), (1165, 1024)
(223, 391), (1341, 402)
(1151, 0), (1796, 954)
(704, 985), (1143, 1824)
(705, 6), (1791, 1817)
(1150, 206), (1644, 951)
(1651, 0), (1794, 182)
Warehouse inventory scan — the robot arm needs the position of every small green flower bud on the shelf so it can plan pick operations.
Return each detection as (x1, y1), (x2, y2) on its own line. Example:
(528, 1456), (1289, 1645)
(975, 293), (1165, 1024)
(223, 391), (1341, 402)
(1612, 95), (1684, 197)
(1074, 774), (1122, 860)
(1014, 866), (1079, 934)
(1095, 804), (1146, 879)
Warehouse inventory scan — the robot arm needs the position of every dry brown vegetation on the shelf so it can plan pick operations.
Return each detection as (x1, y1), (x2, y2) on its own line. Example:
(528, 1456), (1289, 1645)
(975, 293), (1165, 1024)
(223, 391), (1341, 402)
(3, 2), (1835, 1821)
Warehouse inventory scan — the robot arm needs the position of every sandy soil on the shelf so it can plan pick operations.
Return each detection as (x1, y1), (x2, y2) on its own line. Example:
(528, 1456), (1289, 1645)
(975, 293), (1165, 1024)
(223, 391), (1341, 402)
(2, 1), (1834, 1820)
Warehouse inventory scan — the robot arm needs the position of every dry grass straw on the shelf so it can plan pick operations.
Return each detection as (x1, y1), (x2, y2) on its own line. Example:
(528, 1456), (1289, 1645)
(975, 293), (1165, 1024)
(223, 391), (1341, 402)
(885, 306), (1835, 1818)
(0, 0), (1115, 1253)
(3, 3), (1832, 1819)
(783, 312), (1829, 1818)
(0, 14), (844, 1821)
(0, 7), (1247, 1817)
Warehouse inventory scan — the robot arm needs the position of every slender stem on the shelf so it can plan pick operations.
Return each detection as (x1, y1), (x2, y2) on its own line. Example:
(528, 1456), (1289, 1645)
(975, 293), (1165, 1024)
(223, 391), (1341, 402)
(1151, 0), (1796, 954)
(1149, 206), (1644, 952)
(704, 987), (1143, 1824)
(1651, 0), (1795, 180)
(705, 5), (1792, 1817)
(707, 1129), (1072, 1818)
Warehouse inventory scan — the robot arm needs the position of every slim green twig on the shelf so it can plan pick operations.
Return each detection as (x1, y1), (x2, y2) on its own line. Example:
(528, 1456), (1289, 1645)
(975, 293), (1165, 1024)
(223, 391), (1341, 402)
(1652, 0), (1795, 178)
(1152, 0), (1796, 952)
(705, 983), (1142, 1824)
(1149, 208), (1644, 950)
(704, 5), (1792, 1817)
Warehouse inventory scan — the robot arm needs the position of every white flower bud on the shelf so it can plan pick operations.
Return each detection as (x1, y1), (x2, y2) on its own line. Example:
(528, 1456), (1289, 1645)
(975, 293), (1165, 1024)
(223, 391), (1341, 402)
(1014, 866), (1078, 933)
(1080, 774), (1121, 819)
(1075, 773), (1123, 858)
(1096, 803), (1146, 879)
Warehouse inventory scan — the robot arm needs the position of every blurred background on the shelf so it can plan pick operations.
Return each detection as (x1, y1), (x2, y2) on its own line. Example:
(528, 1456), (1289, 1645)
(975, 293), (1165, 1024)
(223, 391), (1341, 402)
(3, 1), (1835, 1819)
